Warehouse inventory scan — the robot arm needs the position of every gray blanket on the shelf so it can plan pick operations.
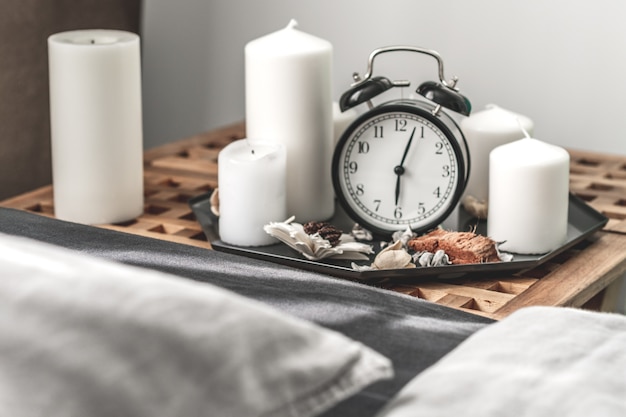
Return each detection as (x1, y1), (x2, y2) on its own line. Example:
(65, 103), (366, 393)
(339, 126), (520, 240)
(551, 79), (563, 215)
(0, 208), (491, 416)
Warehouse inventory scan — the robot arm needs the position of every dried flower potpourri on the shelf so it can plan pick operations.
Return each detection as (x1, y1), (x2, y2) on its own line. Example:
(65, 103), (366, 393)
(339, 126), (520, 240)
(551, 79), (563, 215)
(265, 215), (512, 269)
(263, 217), (373, 261)
(407, 228), (512, 264)
(351, 226), (512, 271)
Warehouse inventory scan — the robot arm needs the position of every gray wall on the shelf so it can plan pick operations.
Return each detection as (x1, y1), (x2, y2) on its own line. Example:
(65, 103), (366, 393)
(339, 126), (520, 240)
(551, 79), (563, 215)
(141, 0), (625, 312)
(141, 0), (626, 156)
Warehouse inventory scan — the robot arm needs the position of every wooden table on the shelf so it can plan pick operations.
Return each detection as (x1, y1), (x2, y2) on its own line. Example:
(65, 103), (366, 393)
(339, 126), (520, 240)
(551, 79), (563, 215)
(2, 122), (625, 320)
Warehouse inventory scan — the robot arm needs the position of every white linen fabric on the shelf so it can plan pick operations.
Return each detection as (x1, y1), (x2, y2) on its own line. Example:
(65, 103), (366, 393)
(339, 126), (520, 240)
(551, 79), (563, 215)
(376, 305), (626, 417)
(0, 207), (493, 417)
(0, 232), (392, 417)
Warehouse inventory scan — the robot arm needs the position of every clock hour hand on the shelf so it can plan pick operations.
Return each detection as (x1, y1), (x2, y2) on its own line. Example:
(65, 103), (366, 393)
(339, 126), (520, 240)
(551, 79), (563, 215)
(394, 127), (416, 205)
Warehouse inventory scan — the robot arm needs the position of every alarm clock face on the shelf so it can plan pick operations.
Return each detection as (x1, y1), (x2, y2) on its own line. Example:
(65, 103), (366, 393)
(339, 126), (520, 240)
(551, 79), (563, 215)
(332, 103), (466, 237)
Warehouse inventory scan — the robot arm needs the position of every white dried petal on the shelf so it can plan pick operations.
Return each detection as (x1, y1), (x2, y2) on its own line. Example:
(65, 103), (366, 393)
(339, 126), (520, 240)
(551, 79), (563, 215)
(210, 188), (220, 216)
(496, 244), (514, 262)
(351, 223), (373, 241)
(351, 262), (375, 272)
(391, 226), (416, 248)
(264, 218), (373, 261)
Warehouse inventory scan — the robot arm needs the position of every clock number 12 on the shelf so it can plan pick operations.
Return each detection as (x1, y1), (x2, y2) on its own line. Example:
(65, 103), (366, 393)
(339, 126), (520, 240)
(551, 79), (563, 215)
(395, 119), (407, 132)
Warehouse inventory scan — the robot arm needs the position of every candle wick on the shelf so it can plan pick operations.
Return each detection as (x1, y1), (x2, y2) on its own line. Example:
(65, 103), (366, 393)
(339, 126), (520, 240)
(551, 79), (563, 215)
(516, 117), (531, 139)
(286, 19), (298, 30)
(245, 139), (255, 155)
(90, 39), (95, 44)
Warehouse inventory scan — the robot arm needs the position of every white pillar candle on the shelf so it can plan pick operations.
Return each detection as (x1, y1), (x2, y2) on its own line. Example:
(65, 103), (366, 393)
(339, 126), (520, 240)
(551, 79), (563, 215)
(48, 29), (143, 224)
(461, 105), (534, 218)
(488, 137), (570, 254)
(333, 101), (359, 146)
(245, 19), (334, 222)
(218, 139), (287, 246)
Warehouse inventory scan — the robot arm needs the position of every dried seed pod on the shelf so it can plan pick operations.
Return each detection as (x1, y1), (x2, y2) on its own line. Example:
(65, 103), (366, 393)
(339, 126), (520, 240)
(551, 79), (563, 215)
(303, 221), (343, 247)
(302, 221), (327, 234)
(408, 228), (501, 264)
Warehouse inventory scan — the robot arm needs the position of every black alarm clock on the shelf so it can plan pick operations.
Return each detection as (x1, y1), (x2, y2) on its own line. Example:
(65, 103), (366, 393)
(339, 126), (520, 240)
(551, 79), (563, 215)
(331, 46), (471, 238)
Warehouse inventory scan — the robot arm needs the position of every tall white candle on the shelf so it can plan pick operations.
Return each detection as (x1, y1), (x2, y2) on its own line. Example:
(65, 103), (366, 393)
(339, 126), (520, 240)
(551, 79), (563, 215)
(333, 101), (359, 145)
(48, 29), (143, 224)
(218, 139), (287, 246)
(488, 137), (570, 254)
(460, 104), (534, 218)
(245, 19), (334, 222)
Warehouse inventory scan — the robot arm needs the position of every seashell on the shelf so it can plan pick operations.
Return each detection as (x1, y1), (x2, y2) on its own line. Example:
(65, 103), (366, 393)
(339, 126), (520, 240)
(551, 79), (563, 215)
(416, 251), (433, 267)
(413, 250), (451, 267)
(432, 249), (450, 265)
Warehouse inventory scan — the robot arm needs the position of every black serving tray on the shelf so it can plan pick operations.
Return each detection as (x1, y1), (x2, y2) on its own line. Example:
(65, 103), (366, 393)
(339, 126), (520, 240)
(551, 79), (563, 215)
(190, 193), (608, 282)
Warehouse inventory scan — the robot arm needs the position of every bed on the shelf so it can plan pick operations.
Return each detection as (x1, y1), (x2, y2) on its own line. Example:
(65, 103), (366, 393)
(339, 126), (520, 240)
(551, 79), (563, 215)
(4, 2), (623, 412)
(1, 206), (624, 417)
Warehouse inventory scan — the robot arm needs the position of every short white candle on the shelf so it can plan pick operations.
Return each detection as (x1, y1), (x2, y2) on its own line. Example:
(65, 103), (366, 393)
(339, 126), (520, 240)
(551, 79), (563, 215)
(333, 101), (359, 146)
(488, 137), (570, 254)
(218, 139), (287, 246)
(461, 105), (534, 218)
(48, 29), (144, 225)
(245, 19), (334, 222)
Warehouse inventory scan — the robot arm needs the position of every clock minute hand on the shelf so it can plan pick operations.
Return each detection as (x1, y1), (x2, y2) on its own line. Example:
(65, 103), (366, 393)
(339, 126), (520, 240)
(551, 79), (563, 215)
(394, 127), (416, 205)
(399, 126), (417, 168)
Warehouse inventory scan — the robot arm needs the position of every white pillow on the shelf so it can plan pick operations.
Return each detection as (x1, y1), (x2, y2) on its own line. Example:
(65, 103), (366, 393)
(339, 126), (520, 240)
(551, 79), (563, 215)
(375, 306), (626, 417)
(0, 232), (392, 417)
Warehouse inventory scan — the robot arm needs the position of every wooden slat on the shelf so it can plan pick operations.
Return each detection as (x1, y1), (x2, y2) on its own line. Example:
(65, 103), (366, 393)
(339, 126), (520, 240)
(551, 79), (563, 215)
(143, 122), (244, 163)
(568, 148), (626, 235)
(99, 224), (212, 249)
(491, 232), (626, 319)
